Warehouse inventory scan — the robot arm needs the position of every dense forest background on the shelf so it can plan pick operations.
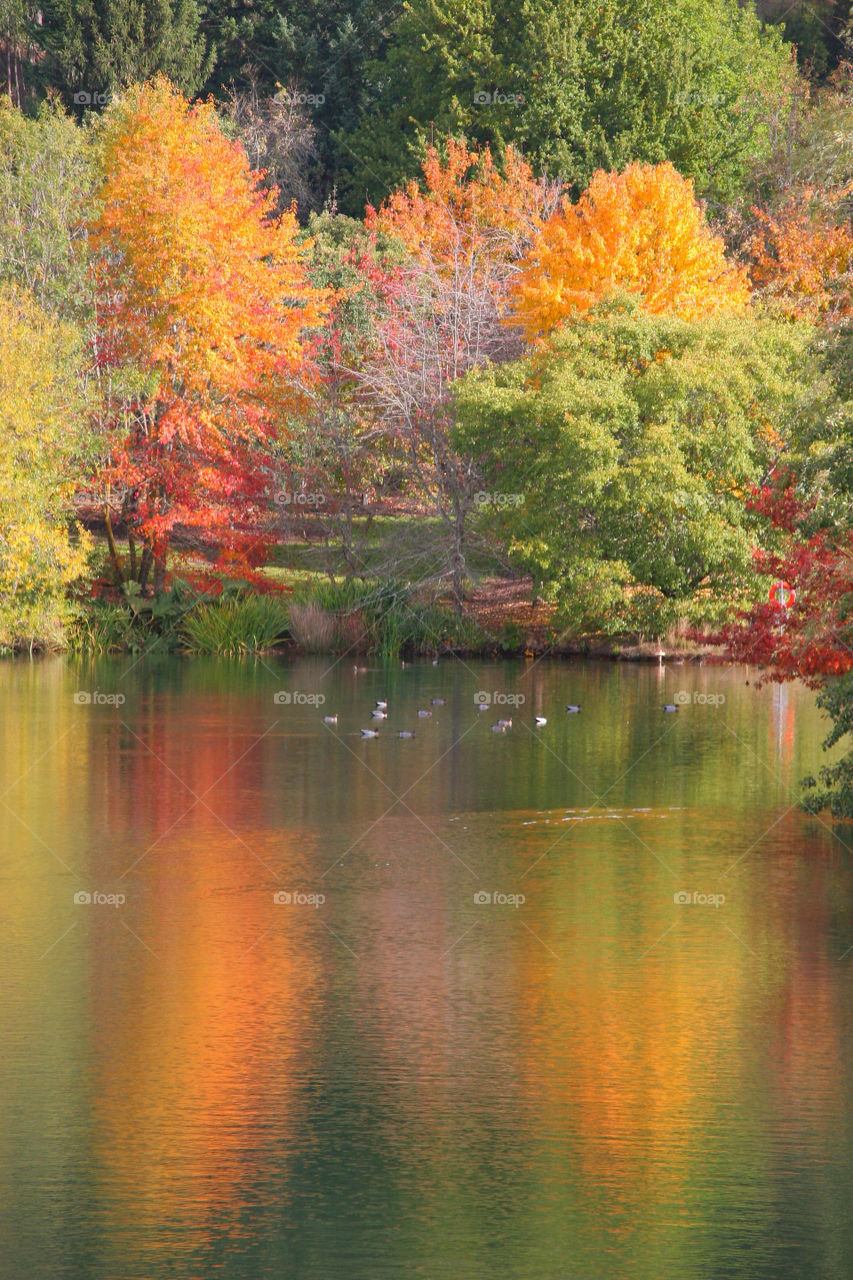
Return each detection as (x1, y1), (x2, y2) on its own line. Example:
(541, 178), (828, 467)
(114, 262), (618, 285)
(0, 0), (850, 214)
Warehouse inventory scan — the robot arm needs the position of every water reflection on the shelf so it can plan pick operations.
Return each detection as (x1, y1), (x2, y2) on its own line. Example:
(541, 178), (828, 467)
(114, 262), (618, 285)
(0, 656), (851, 1278)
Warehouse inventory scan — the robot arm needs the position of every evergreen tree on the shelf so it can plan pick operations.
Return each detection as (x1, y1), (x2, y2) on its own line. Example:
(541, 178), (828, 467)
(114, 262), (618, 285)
(338, 0), (794, 213)
(203, 0), (403, 206)
(38, 0), (212, 106)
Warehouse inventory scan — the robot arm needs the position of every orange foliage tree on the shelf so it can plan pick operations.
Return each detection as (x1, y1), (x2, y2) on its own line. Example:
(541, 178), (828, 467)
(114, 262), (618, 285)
(90, 76), (326, 593)
(746, 185), (853, 321)
(365, 138), (560, 284)
(511, 161), (750, 339)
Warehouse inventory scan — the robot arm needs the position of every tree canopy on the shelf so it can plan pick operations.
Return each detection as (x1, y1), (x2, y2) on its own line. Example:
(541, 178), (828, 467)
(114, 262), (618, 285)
(454, 298), (817, 633)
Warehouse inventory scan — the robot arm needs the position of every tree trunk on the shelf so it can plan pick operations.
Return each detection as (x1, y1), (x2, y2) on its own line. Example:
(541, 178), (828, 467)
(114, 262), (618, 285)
(139, 546), (153, 593)
(127, 531), (138, 582)
(103, 503), (125, 585)
(451, 515), (466, 616)
(153, 547), (168, 596)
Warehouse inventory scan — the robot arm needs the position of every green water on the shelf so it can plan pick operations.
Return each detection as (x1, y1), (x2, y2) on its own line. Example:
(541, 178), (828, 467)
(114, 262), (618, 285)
(1, 655), (852, 1279)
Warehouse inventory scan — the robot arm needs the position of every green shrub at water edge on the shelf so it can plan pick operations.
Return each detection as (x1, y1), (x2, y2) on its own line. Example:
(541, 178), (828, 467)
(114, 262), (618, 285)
(68, 581), (209, 655)
(180, 594), (289, 654)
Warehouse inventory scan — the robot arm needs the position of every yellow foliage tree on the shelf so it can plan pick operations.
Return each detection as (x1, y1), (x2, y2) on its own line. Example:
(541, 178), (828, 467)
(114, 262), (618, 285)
(0, 288), (90, 647)
(511, 162), (750, 338)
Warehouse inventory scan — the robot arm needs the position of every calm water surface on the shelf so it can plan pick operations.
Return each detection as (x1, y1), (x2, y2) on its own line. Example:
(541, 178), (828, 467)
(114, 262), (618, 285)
(1, 656), (852, 1279)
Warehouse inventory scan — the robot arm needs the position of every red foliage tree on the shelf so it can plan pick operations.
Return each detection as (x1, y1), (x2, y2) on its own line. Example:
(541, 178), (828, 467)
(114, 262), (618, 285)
(89, 78), (326, 594)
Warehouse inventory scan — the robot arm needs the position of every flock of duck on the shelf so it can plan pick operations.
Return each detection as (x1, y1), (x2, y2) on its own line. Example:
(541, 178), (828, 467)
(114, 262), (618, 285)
(322, 690), (683, 737)
(319, 697), (592, 738)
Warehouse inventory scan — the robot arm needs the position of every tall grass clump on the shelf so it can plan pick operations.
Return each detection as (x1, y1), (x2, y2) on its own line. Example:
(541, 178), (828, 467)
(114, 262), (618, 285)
(287, 601), (337, 652)
(290, 577), (489, 657)
(181, 593), (289, 654)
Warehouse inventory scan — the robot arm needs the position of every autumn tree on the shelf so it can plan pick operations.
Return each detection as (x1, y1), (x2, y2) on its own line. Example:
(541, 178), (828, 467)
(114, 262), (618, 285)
(511, 162), (751, 340)
(89, 77), (325, 595)
(366, 139), (559, 272)
(710, 474), (853, 815)
(0, 287), (91, 647)
(746, 186), (853, 320)
(358, 142), (558, 609)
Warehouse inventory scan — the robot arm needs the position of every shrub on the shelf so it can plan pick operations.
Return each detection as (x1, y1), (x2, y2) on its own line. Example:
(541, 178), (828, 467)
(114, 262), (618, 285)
(181, 593), (289, 654)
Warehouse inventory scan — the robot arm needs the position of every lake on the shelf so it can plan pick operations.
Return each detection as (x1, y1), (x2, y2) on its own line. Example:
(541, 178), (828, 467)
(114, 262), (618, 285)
(1, 654), (852, 1279)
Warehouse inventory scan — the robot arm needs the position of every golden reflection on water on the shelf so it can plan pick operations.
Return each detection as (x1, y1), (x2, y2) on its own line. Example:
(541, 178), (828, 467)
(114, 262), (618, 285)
(1, 657), (852, 1278)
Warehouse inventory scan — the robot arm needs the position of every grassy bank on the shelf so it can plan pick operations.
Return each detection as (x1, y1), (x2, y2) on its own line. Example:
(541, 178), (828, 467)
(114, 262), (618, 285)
(2, 516), (727, 661)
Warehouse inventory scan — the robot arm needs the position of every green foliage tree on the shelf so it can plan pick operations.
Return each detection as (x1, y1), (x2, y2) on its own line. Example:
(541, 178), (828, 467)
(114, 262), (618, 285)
(339, 0), (794, 213)
(755, 0), (851, 77)
(202, 0), (404, 204)
(0, 0), (42, 106)
(37, 0), (211, 107)
(0, 100), (94, 318)
(0, 288), (91, 648)
(453, 297), (818, 634)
